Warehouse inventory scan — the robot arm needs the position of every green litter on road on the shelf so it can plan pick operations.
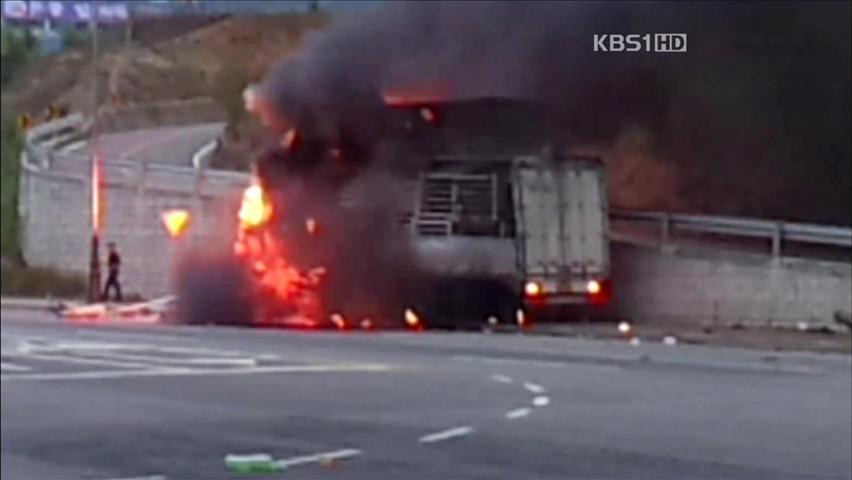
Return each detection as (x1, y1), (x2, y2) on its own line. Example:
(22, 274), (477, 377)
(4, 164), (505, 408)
(224, 454), (283, 474)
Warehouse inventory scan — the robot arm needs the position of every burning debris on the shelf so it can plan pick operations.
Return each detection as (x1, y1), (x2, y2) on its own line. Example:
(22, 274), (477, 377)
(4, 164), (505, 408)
(161, 209), (191, 239)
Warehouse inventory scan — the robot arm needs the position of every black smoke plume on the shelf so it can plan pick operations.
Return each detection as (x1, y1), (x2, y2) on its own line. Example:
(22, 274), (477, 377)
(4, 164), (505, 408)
(261, 0), (850, 224)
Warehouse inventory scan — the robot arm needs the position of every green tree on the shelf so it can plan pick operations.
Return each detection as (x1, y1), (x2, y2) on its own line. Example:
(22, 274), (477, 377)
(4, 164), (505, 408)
(0, 108), (23, 259)
(1, 27), (39, 86)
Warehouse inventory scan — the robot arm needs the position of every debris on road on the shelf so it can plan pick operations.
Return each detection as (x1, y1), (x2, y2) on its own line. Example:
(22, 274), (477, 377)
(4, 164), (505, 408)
(663, 335), (678, 346)
(224, 453), (281, 474)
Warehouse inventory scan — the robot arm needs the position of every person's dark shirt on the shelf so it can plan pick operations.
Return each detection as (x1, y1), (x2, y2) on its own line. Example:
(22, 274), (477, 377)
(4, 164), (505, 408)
(108, 251), (121, 276)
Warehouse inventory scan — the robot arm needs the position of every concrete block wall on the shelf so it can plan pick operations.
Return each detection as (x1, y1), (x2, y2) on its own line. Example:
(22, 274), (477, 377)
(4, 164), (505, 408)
(611, 242), (852, 327)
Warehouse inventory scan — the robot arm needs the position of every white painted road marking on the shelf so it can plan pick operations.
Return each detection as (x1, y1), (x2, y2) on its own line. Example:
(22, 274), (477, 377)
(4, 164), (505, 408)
(532, 396), (550, 407)
(505, 408), (531, 419)
(1, 361), (32, 372)
(97, 475), (166, 480)
(1, 363), (391, 382)
(18, 352), (152, 370)
(69, 349), (258, 367)
(275, 448), (362, 468)
(418, 426), (475, 444)
(523, 382), (545, 394)
(491, 374), (513, 384)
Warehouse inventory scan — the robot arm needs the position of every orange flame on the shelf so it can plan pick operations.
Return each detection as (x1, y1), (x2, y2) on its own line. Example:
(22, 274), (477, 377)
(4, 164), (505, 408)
(161, 209), (191, 238)
(238, 183), (272, 229)
(233, 179), (326, 324)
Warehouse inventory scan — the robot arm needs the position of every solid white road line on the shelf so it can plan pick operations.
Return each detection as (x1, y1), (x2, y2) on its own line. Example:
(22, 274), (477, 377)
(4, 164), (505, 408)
(523, 382), (545, 394)
(491, 374), (513, 384)
(70, 350), (258, 367)
(97, 475), (165, 480)
(274, 448), (362, 468)
(418, 426), (475, 444)
(2, 363), (391, 382)
(532, 396), (551, 407)
(1, 361), (32, 372)
(505, 408), (531, 419)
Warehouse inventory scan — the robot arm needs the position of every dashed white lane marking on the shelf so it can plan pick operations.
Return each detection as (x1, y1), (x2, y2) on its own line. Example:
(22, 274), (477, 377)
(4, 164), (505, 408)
(523, 382), (545, 394)
(1, 363), (391, 382)
(491, 374), (513, 384)
(505, 408), (531, 419)
(0, 361), (32, 372)
(275, 448), (362, 468)
(532, 396), (550, 407)
(418, 426), (475, 444)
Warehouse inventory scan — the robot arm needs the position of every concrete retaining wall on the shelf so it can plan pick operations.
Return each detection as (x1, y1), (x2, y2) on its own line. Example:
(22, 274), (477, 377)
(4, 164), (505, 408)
(611, 242), (852, 327)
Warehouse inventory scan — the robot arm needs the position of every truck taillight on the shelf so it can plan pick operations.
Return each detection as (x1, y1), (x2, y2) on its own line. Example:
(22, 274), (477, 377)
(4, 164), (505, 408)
(524, 281), (541, 297)
(586, 280), (601, 295)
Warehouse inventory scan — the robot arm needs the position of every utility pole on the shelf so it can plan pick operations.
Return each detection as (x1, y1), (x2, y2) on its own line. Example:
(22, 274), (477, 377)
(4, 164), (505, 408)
(88, 1), (101, 302)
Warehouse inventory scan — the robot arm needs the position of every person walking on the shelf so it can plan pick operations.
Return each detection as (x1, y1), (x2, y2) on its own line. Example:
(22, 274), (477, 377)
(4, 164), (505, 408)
(102, 242), (123, 302)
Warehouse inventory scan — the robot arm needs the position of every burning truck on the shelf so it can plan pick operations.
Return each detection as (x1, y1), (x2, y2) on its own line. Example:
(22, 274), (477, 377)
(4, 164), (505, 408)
(178, 96), (610, 329)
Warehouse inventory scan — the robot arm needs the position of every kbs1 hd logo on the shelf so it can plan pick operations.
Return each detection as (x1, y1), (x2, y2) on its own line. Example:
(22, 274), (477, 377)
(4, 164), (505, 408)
(594, 34), (687, 53)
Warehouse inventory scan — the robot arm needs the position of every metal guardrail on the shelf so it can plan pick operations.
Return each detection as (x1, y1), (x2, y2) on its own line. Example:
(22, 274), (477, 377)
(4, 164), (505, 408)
(25, 114), (86, 145)
(611, 210), (852, 255)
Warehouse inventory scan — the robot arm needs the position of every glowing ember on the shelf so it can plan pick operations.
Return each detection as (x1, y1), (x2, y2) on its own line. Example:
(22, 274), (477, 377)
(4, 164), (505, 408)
(516, 308), (526, 326)
(306, 217), (317, 235)
(161, 209), (191, 238)
(282, 128), (298, 151)
(238, 183), (271, 229)
(404, 308), (420, 328)
(419, 107), (436, 123)
(330, 312), (347, 330)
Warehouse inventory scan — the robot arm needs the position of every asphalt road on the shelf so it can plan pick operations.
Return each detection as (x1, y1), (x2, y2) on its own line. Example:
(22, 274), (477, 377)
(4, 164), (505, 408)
(2, 309), (851, 480)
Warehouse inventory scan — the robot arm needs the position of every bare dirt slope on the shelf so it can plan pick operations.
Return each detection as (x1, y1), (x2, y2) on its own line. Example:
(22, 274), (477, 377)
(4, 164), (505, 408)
(9, 14), (325, 127)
